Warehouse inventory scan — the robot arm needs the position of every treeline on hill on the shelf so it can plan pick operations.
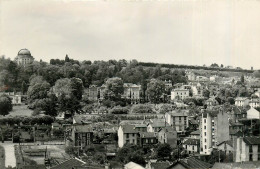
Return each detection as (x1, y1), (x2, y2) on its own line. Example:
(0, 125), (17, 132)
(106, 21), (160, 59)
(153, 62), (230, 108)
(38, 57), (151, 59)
(0, 55), (188, 116)
(138, 62), (254, 73)
(0, 55), (187, 92)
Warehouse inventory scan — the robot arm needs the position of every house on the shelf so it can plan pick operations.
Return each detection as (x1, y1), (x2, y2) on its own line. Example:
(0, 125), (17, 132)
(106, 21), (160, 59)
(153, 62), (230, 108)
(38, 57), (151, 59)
(229, 129), (243, 140)
(200, 110), (229, 155)
(186, 71), (196, 81)
(147, 119), (170, 133)
(165, 110), (189, 133)
(171, 88), (189, 100)
(230, 122), (244, 132)
(118, 125), (139, 148)
(188, 118), (199, 131)
(157, 127), (178, 148)
(217, 140), (234, 154)
(249, 98), (260, 108)
(205, 97), (219, 108)
(230, 106), (247, 123)
(0, 92), (22, 105)
(125, 162), (145, 169)
(167, 157), (212, 169)
(139, 132), (158, 147)
(247, 107), (260, 119)
(234, 136), (260, 162)
(85, 85), (99, 101)
(235, 97), (250, 107)
(189, 130), (200, 139)
(71, 125), (93, 149)
(122, 83), (141, 103)
(182, 138), (200, 154)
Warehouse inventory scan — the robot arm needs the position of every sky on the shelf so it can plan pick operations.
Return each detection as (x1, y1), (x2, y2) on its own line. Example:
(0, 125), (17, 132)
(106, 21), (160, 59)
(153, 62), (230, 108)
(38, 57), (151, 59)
(1, 0), (260, 69)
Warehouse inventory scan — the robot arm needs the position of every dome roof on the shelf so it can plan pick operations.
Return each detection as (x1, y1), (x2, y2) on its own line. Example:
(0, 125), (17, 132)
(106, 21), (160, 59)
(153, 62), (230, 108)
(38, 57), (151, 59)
(18, 49), (31, 56)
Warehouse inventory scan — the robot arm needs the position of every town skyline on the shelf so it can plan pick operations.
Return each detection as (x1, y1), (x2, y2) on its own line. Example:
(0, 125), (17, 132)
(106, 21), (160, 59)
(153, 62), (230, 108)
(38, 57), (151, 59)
(1, 0), (260, 69)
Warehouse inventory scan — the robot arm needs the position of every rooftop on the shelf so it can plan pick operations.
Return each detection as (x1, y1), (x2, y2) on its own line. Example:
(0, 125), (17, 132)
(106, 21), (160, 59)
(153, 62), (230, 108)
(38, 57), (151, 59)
(243, 136), (260, 145)
(183, 138), (200, 145)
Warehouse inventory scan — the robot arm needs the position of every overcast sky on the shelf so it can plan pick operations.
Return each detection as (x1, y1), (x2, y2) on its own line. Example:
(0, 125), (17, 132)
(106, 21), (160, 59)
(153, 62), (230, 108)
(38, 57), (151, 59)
(1, 0), (260, 69)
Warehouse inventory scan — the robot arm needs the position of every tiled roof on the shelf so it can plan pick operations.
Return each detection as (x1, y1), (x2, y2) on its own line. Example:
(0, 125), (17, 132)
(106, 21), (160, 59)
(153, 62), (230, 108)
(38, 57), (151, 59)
(167, 157), (212, 169)
(139, 132), (156, 138)
(150, 161), (171, 169)
(51, 158), (86, 169)
(121, 125), (138, 134)
(217, 140), (233, 147)
(74, 125), (93, 133)
(190, 130), (200, 135)
(168, 110), (188, 117)
(243, 136), (260, 145)
(212, 161), (260, 169)
(23, 165), (46, 169)
(125, 161), (145, 169)
(158, 126), (175, 133)
(183, 138), (200, 145)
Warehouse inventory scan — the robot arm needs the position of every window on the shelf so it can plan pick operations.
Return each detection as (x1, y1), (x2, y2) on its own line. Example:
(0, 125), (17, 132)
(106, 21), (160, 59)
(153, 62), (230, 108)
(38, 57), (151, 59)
(258, 145), (260, 160)
(179, 117), (181, 120)
(205, 139), (207, 142)
(132, 134), (135, 137)
(204, 126), (206, 129)
(205, 145), (207, 149)
(133, 139), (135, 143)
(204, 119), (206, 123)
(204, 132), (206, 136)
(192, 146), (194, 150)
(126, 133), (129, 138)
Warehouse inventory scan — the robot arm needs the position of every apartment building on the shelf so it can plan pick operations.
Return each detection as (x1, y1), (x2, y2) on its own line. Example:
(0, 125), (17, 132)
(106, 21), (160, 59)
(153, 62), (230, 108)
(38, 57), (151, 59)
(235, 97), (250, 107)
(122, 83), (141, 103)
(200, 110), (229, 155)
(165, 110), (189, 133)
(234, 136), (260, 162)
(118, 125), (139, 148)
(171, 88), (189, 100)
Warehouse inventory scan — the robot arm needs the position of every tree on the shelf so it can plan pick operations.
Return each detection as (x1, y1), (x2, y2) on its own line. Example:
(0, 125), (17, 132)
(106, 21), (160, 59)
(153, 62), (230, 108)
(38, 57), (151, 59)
(65, 54), (70, 62)
(157, 143), (172, 160)
(21, 81), (27, 95)
(241, 75), (245, 84)
(54, 78), (83, 114)
(203, 89), (210, 98)
(104, 77), (124, 101)
(0, 94), (13, 116)
(146, 79), (165, 104)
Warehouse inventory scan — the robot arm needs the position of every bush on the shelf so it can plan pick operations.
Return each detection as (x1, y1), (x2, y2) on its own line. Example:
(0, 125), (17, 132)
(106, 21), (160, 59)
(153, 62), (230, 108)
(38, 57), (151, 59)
(110, 106), (129, 114)
(131, 104), (155, 114)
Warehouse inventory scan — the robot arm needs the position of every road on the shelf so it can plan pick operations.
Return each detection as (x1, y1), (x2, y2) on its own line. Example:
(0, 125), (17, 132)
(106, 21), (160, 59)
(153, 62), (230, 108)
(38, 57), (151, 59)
(0, 142), (17, 168)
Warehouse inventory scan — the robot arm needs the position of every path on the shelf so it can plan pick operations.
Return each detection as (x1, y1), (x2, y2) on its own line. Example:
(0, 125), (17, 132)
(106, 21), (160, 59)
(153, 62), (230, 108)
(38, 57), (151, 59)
(0, 142), (17, 168)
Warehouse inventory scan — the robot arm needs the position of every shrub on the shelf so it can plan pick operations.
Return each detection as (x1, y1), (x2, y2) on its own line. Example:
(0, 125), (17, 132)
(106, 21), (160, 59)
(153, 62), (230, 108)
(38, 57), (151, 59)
(131, 104), (155, 114)
(110, 106), (129, 114)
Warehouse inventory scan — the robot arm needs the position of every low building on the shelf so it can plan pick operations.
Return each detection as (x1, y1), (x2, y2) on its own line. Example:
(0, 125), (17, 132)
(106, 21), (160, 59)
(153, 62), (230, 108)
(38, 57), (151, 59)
(118, 125), (139, 148)
(171, 88), (189, 100)
(249, 99), (260, 108)
(235, 97), (250, 107)
(247, 107), (260, 119)
(167, 157), (212, 169)
(182, 138), (200, 154)
(147, 119), (170, 133)
(165, 110), (189, 133)
(234, 136), (260, 162)
(139, 132), (157, 147)
(217, 140), (234, 154)
(71, 125), (93, 150)
(157, 127), (178, 148)
(189, 130), (200, 139)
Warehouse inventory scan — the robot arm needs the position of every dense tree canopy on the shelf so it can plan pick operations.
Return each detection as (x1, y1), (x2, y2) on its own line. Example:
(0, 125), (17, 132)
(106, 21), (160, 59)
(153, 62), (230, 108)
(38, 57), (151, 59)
(0, 94), (13, 116)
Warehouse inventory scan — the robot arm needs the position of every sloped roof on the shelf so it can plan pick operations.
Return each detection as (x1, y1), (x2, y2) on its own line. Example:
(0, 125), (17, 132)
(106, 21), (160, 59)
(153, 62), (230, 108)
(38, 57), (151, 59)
(167, 157), (212, 169)
(183, 138), (200, 145)
(212, 162), (260, 169)
(121, 125), (138, 134)
(125, 162), (145, 169)
(243, 136), (260, 145)
(150, 161), (171, 169)
(139, 132), (156, 138)
(167, 110), (188, 117)
(74, 125), (93, 133)
(23, 165), (46, 169)
(149, 119), (170, 128)
(51, 158), (86, 169)
(217, 140), (233, 147)
(247, 107), (260, 119)
(190, 130), (200, 135)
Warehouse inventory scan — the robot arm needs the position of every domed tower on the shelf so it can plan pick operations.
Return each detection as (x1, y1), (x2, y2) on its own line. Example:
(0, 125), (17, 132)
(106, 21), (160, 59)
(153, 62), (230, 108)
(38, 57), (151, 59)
(15, 49), (34, 66)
